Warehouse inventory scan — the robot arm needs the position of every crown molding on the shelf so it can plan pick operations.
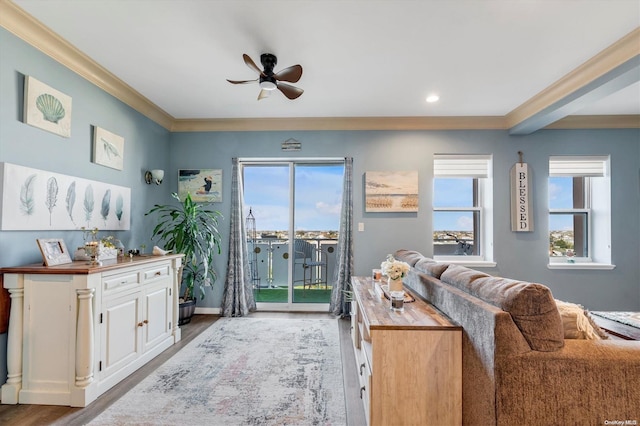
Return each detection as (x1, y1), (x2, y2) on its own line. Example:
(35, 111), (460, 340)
(171, 116), (509, 132)
(545, 115), (640, 129)
(2, 0), (638, 133)
(0, 0), (174, 130)
(506, 27), (640, 130)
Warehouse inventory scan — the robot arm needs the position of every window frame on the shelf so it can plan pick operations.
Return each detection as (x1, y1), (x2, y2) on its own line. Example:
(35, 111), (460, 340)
(433, 154), (494, 266)
(547, 156), (614, 270)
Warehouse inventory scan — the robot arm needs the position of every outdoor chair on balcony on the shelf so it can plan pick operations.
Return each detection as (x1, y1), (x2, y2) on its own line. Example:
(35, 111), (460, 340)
(293, 239), (328, 291)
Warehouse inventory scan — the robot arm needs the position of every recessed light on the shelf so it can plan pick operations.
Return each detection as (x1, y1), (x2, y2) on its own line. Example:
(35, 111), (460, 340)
(426, 94), (439, 103)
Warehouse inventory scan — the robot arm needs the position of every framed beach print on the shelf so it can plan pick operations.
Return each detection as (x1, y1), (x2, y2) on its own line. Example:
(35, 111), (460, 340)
(23, 76), (72, 138)
(178, 169), (222, 202)
(365, 170), (419, 212)
(37, 238), (73, 266)
(93, 126), (124, 170)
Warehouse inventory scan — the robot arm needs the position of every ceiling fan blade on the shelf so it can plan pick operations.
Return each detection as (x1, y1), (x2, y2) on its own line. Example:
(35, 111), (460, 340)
(243, 54), (265, 76)
(277, 82), (304, 100)
(226, 79), (258, 84)
(258, 89), (270, 101)
(274, 65), (303, 83)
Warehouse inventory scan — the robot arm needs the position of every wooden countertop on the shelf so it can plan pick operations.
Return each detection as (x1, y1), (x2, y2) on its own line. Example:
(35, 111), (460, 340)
(0, 254), (184, 275)
(351, 275), (460, 331)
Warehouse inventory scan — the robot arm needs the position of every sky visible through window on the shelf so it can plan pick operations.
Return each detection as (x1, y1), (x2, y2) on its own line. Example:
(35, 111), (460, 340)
(549, 176), (574, 231)
(433, 178), (474, 231)
(243, 164), (344, 232)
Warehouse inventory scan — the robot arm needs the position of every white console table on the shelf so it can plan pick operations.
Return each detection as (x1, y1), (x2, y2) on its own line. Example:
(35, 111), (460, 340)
(0, 254), (183, 407)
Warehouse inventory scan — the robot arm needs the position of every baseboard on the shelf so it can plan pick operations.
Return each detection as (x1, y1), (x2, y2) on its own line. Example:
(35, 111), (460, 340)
(194, 307), (221, 315)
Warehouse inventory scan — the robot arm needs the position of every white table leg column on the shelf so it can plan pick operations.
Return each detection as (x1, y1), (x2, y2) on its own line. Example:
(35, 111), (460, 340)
(172, 258), (182, 342)
(1, 287), (24, 404)
(75, 288), (95, 387)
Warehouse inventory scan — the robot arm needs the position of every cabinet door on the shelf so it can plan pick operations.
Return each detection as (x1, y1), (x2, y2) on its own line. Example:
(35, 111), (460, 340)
(100, 292), (142, 380)
(142, 279), (172, 353)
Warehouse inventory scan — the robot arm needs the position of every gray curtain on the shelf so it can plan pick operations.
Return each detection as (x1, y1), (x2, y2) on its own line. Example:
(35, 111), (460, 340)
(222, 158), (256, 317)
(329, 157), (354, 316)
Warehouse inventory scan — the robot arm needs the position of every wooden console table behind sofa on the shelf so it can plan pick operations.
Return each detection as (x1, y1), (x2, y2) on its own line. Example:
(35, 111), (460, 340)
(1, 254), (183, 407)
(350, 276), (462, 425)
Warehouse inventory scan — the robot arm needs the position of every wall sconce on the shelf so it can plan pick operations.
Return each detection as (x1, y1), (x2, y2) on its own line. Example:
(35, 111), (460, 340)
(145, 169), (164, 185)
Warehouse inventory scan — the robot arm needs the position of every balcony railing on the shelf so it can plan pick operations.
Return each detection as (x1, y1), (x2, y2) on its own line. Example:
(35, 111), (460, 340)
(247, 237), (338, 289)
(433, 235), (475, 256)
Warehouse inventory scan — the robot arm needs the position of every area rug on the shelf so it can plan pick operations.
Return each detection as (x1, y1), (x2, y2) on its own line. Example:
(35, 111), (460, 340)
(88, 318), (346, 426)
(591, 311), (640, 329)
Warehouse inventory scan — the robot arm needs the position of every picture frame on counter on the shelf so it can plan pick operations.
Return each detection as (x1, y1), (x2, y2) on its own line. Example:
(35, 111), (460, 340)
(36, 238), (73, 266)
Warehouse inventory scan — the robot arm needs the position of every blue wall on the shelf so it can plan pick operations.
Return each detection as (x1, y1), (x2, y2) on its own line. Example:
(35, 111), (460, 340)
(169, 130), (640, 311)
(1, 26), (640, 383)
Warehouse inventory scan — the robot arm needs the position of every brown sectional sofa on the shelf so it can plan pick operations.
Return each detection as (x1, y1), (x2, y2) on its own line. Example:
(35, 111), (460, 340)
(394, 249), (640, 426)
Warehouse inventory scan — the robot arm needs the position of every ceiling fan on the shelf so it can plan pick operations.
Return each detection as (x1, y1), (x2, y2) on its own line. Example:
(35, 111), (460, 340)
(227, 53), (303, 100)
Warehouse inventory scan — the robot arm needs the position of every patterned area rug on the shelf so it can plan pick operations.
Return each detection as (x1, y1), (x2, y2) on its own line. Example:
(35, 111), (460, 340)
(591, 311), (640, 329)
(89, 318), (346, 426)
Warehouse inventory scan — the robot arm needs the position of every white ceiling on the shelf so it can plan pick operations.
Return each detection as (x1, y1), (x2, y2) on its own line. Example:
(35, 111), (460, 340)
(11, 0), (640, 121)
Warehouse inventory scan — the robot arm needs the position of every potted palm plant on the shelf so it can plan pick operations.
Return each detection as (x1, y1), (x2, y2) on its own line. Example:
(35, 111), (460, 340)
(145, 192), (223, 324)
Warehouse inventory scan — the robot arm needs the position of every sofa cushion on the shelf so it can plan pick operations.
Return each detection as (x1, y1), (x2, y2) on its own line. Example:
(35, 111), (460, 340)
(413, 257), (450, 279)
(441, 265), (564, 351)
(392, 249), (423, 267)
(555, 299), (608, 340)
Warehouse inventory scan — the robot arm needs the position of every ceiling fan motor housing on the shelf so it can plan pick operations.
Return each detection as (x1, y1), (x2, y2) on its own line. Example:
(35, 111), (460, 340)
(259, 53), (278, 89)
(260, 53), (277, 73)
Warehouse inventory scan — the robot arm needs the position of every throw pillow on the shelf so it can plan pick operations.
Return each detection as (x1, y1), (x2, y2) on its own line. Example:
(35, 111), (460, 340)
(555, 299), (608, 340)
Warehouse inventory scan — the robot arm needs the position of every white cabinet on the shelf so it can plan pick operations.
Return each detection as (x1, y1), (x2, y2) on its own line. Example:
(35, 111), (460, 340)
(1, 255), (183, 407)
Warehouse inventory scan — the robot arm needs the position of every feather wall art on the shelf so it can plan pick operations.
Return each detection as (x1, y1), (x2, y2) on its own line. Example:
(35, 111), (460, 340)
(66, 181), (76, 225)
(20, 173), (36, 216)
(115, 193), (124, 221)
(45, 176), (59, 225)
(84, 184), (94, 225)
(0, 162), (130, 230)
(101, 189), (111, 224)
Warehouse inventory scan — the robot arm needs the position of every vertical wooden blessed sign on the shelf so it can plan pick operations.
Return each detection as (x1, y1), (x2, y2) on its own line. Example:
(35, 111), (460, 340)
(511, 159), (533, 232)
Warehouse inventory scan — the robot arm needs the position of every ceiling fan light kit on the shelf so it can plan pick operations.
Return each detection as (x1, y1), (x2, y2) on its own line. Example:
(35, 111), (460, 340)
(227, 53), (304, 100)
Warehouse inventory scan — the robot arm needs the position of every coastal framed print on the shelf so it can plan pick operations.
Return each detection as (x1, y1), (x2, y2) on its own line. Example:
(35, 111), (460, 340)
(93, 126), (124, 170)
(0, 162), (131, 231)
(365, 170), (419, 212)
(23, 76), (72, 138)
(178, 169), (222, 202)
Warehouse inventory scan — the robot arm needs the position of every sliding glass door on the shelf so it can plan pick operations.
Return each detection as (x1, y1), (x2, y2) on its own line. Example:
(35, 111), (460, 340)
(242, 159), (344, 311)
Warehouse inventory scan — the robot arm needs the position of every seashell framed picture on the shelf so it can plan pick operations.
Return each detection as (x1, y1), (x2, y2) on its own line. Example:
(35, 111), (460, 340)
(23, 76), (72, 138)
(93, 126), (124, 170)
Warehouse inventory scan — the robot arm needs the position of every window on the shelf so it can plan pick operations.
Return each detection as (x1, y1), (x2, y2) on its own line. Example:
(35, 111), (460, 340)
(548, 156), (612, 269)
(433, 154), (493, 264)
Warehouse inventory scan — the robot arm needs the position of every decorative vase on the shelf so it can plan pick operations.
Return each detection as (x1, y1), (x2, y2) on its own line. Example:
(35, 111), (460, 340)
(388, 276), (403, 292)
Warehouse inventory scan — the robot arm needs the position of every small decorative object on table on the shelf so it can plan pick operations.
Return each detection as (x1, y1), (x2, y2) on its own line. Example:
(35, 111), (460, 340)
(36, 238), (73, 266)
(372, 268), (382, 282)
(390, 290), (405, 312)
(380, 254), (410, 293)
(80, 227), (118, 265)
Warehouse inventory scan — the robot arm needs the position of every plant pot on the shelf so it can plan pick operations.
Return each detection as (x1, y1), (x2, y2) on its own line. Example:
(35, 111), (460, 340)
(178, 298), (196, 325)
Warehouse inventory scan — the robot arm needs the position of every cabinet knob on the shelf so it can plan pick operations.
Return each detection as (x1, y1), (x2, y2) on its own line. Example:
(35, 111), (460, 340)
(143, 319), (149, 324)
(360, 386), (366, 399)
(137, 322), (144, 327)
(359, 363), (365, 375)
(155, 271), (161, 276)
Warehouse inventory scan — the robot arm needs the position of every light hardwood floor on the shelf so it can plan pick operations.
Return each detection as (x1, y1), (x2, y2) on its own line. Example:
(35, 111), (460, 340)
(0, 312), (366, 426)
